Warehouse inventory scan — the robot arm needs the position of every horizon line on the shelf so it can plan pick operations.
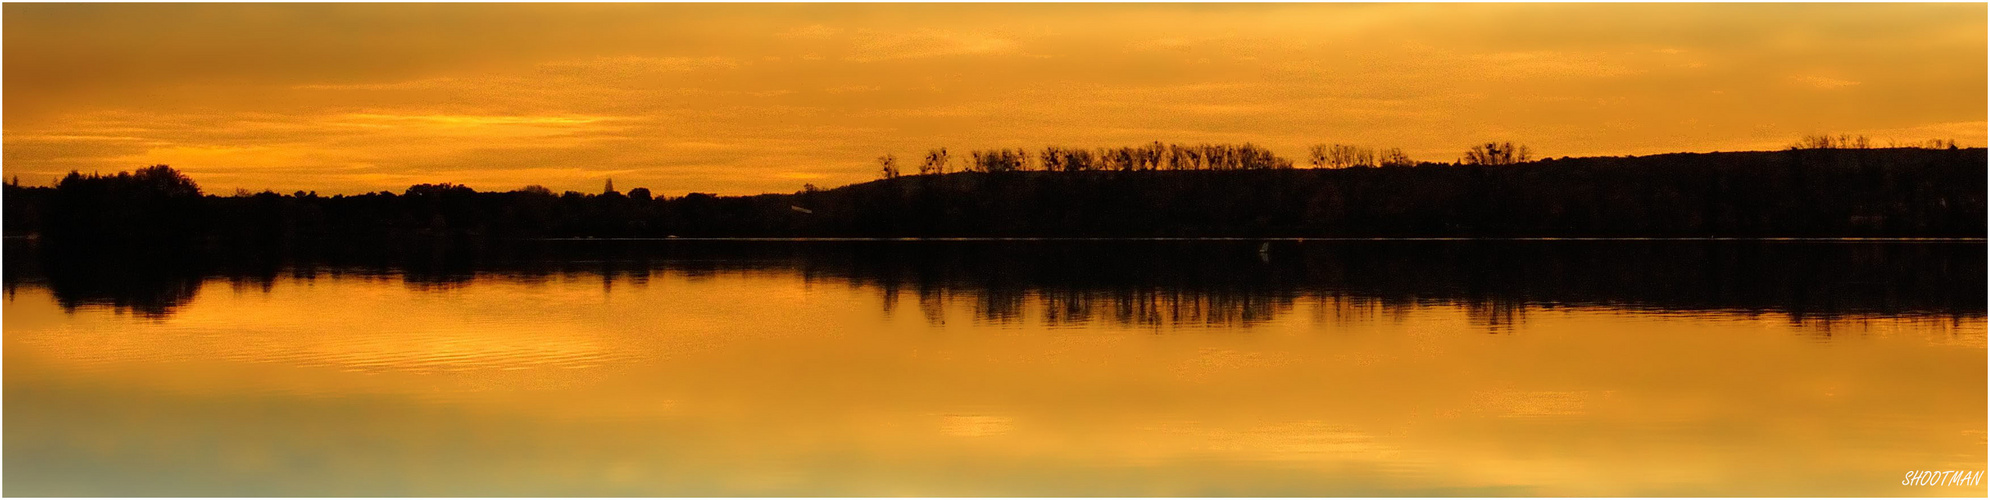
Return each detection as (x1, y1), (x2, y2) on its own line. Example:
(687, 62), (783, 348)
(12, 144), (1982, 198)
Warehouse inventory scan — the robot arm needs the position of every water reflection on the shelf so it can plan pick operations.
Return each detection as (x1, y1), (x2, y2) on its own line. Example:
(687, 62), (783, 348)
(4, 240), (1984, 496)
(6, 239), (1982, 328)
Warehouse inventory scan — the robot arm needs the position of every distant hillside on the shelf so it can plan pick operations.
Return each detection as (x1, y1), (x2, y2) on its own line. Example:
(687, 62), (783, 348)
(5, 147), (1984, 241)
(790, 148), (1984, 238)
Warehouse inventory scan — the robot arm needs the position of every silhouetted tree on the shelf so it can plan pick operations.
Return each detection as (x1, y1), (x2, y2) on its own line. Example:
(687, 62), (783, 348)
(132, 165), (202, 198)
(878, 154), (900, 179)
(1791, 134), (1874, 150)
(921, 148), (949, 175)
(1462, 142), (1532, 166)
(969, 148), (1028, 173)
(1038, 147), (1098, 172)
(45, 165), (204, 241)
(15, 141), (1985, 242)
(1039, 147), (1067, 172)
(1311, 144), (1378, 168)
(1380, 148), (1416, 168)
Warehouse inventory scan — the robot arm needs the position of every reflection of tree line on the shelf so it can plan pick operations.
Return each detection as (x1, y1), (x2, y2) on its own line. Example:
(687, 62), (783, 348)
(5, 146), (1984, 241)
(827, 240), (1984, 328)
(8, 240), (1978, 330)
(885, 286), (1299, 328)
(4, 242), (208, 320)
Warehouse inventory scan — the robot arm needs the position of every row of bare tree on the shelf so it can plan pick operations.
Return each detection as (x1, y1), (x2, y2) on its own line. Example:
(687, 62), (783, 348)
(1307, 144), (1416, 168)
(1790, 134), (1964, 151)
(876, 134), (1969, 179)
(1303, 142), (1534, 169)
(878, 142), (1542, 179)
(879, 142), (1310, 178)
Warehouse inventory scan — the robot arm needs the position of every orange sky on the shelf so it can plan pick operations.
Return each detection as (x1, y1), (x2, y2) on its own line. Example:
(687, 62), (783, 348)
(5, 3), (1985, 196)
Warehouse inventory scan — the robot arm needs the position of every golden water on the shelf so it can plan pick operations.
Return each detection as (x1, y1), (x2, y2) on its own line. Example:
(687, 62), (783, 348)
(5, 266), (1984, 496)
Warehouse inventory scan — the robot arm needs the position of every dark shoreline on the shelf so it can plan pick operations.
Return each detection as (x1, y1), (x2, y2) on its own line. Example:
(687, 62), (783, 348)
(7, 147), (1986, 242)
(531, 236), (1988, 242)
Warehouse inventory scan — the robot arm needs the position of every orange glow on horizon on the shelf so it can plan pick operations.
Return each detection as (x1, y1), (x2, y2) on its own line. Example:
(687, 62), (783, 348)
(5, 3), (1984, 196)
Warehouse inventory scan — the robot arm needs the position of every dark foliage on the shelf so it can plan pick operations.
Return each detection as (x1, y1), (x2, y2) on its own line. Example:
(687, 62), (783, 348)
(22, 165), (206, 242)
(3, 147), (1984, 241)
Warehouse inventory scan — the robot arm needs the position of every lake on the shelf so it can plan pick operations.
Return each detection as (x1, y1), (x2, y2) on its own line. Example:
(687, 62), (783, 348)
(4, 240), (1984, 496)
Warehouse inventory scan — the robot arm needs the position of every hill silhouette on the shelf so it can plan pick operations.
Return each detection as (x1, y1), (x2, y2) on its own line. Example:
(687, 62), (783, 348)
(4, 146), (1983, 241)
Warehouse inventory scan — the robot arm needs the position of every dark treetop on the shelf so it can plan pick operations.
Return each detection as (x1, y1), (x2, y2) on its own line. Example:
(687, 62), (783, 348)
(4, 147), (1984, 242)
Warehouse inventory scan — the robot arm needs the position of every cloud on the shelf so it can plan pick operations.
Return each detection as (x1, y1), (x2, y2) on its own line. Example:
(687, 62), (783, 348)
(1468, 51), (1643, 79)
(847, 29), (1020, 62)
(537, 56), (741, 74)
(782, 24), (841, 39)
(291, 77), (465, 91)
(824, 85), (883, 94)
(334, 113), (618, 128)
(2, 3), (1982, 195)
(1129, 38), (1198, 51)
(1792, 75), (1861, 89)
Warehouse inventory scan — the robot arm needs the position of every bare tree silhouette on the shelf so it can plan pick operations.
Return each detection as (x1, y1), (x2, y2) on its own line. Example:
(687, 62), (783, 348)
(1462, 142), (1532, 166)
(1310, 144), (1378, 168)
(968, 149), (1028, 173)
(878, 154), (900, 179)
(921, 148), (949, 175)
(1381, 148), (1416, 168)
(1792, 134), (1874, 150)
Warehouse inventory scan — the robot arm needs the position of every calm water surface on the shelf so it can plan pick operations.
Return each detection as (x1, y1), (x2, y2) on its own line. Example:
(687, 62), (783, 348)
(5, 241), (1985, 496)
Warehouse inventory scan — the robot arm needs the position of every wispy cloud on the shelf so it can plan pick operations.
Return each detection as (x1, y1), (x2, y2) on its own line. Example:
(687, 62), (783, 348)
(3, 3), (1981, 195)
(538, 56), (740, 73)
(291, 77), (464, 91)
(1468, 51), (1643, 78)
(847, 29), (1019, 62)
(1792, 75), (1861, 89)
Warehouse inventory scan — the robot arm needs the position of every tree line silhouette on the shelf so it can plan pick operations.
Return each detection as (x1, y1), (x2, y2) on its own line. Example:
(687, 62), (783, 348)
(1789, 134), (1963, 151)
(885, 140), (1541, 176)
(3, 140), (1982, 242)
(885, 142), (1303, 179)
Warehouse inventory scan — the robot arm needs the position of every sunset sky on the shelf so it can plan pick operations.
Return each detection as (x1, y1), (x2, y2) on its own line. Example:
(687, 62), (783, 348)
(5, 3), (1985, 196)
